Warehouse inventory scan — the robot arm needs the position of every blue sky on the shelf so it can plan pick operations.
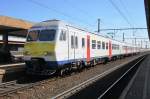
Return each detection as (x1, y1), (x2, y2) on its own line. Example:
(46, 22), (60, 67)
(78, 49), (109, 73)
(0, 0), (149, 44)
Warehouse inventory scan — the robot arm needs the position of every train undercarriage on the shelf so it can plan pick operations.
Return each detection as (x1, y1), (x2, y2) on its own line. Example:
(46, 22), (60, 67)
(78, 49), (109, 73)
(25, 53), (138, 76)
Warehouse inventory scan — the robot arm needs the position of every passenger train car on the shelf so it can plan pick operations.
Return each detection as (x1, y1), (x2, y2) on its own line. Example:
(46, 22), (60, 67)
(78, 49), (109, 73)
(23, 20), (140, 75)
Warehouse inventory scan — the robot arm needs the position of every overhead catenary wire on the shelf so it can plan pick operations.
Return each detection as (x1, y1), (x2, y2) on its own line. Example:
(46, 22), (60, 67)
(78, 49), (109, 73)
(25, 0), (95, 30)
(108, 0), (134, 28)
(62, 0), (100, 29)
(119, 0), (135, 26)
(24, 0), (148, 42)
(100, 27), (147, 31)
(62, 0), (95, 18)
(119, 0), (146, 37)
(107, 0), (144, 41)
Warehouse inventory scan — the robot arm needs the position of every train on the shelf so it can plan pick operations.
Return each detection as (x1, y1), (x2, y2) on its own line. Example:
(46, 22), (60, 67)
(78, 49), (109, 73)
(23, 20), (140, 75)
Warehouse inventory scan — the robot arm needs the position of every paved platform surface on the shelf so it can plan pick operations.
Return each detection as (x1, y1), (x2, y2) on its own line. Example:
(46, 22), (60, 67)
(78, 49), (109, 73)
(120, 54), (150, 99)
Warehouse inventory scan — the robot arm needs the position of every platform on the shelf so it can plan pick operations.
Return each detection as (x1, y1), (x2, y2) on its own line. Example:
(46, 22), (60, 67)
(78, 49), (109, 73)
(120, 54), (150, 99)
(0, 63), (25, 83)
(0, 16), (33, 63)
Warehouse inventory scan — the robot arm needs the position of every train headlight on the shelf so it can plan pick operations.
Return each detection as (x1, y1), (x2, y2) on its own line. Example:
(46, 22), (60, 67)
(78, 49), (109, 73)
(43, 51), (53, 56)
(23, 51), (30, 55)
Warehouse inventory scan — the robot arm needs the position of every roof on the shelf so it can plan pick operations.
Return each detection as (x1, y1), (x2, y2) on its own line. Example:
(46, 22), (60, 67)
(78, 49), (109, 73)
(0, 16), (33, 36)
(31, 19), (133, 45)
(145, 0), (150, 39)
(31, 19), (66, 29)
(0, 16), (33, 30)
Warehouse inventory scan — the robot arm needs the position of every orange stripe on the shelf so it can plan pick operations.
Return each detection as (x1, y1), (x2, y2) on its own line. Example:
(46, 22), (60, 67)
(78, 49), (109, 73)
(109, 41), (112, 59)
(86, 35), (90, 62)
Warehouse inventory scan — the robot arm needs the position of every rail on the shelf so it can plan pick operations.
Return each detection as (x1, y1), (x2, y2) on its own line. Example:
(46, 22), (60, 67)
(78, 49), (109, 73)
(51, 55), (146, 99)
(98, 55), (146, 99)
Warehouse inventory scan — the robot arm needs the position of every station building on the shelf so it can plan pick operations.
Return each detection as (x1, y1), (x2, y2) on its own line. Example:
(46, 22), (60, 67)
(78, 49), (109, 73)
(0, 16), (33, 63)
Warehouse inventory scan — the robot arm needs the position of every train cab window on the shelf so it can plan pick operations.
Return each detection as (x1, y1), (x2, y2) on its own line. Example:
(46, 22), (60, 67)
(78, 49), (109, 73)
(106, 43), (108, 49)
(97, 41), (101, 49)
(75, 36), (78, 48)
(102, 42), (105, 49)
(60, 30), (66, 41)
(63, 31), (66, 40)
(71, 35), (74, 48)
(39, 29), (56, 41)
(92, 40), (96, 49)
(27, 30), (39, 41)
(82, 38), (85, 48)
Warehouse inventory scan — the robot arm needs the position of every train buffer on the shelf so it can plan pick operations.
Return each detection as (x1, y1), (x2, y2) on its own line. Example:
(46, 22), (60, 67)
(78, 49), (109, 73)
(0, 63), (25, 83)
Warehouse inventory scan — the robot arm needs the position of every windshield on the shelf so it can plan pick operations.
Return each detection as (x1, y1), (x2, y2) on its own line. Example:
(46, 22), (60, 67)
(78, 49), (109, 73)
(27, 29), (56, 41)
(27, 30), (39, 41)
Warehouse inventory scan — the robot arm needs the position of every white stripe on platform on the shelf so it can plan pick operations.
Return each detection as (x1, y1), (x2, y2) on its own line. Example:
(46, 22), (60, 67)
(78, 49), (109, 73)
(0, 63), (25, 67)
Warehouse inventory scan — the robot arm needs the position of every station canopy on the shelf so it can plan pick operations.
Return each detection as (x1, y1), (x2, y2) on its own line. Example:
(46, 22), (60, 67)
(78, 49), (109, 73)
(0, 16), (33, 37)
(145, 0), (150, 39)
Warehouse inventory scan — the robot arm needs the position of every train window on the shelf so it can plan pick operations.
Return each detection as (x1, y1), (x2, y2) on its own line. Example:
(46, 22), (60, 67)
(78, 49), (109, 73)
(63, 31), (66, 41)
(82, 38), (85, 48)
(118, 45), (120, 50)
(60, 30), (66, 41)
(97, 41), (101, 49)
(59, 31), (63, 41)
(75, 36), (78, 48)
(102, 42), (105, 49)
(92, 40), (96, 49)
(27, 30), (39, 41)
(39, 29), (56, 41)
(112, 44), (119, 50)
(106, 43), (108, 49)
(71, 35), (74, 48)
(112, 44), (115, 50)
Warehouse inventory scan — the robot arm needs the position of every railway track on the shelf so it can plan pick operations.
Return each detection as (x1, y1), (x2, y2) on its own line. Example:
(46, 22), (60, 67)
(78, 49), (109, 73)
(0, 80), (28, 96)
(98, 55), (146, 99)
(51, 55), (146, 99)
(0, 76), (57, 97)
(0, 54), (146, 99)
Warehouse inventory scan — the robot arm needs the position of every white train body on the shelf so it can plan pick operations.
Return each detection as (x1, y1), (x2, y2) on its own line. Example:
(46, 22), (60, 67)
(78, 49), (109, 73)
(24, 20), (140, 75)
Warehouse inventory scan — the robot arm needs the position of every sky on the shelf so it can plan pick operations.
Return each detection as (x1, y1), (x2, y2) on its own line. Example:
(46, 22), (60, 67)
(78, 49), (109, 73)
(0, 0), (149, 46)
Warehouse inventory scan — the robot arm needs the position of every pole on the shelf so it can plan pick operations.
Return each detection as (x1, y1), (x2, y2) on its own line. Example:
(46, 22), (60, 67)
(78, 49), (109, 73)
(123, 32), (125, 42)
(2, 31), (9, 52)
(145, 41), (148, 48)
(141, 40), (142, 48)
(135, 38), (136, 45)
(98, 19), (100, 33)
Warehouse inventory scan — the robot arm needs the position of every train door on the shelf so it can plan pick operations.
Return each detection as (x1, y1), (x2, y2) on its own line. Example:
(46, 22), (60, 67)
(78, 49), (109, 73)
(109, 40), (112, 59)
(57, 29), (69, 62)
(69, 32), (75, 62)
(81, 37), (85, 59)
(74, 33), (79, 61)
(86, 35), (90, 62)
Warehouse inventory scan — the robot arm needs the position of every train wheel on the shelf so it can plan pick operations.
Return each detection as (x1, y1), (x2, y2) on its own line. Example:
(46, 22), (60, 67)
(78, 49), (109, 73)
(103, 58), (108, 64)
(66, 66), (72, 75)
(93, 59), (97, 66)
(76, 62), (82, 72)
(58, 69), (65, 77)
(91, 60), (96, 67)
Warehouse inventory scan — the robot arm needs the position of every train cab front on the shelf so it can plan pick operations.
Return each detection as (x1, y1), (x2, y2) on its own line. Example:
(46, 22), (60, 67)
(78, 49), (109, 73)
(24, 29), (58, 75)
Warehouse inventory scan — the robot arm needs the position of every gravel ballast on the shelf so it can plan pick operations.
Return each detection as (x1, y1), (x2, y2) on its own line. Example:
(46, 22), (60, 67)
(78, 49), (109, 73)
(0, 54), (145, 99)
